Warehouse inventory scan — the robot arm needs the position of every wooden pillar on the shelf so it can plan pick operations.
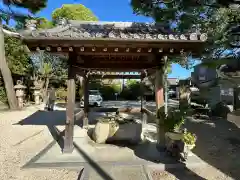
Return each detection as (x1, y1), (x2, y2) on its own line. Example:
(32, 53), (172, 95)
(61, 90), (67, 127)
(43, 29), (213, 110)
(155, 68), (164, 115)
(140, 76), (144, 112)
(155, 65), (165, 146)
(83, 75), (89, 128)
(63, 55), (76, 153)
(140, 76), (147, 135)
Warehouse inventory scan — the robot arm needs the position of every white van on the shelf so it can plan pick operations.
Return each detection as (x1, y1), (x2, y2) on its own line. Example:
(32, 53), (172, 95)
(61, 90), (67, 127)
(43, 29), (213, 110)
(80, 90), (103, 107)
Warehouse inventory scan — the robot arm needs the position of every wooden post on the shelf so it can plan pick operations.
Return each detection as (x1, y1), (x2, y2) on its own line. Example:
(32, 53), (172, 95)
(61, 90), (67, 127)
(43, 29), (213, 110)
(140, 76), (144, 112)
(63, 54), (76, 154)
(155, 68), (164, 114)
(83, 75), (89, 128)
(155, 65), (165, 147)
(140, 76), (147, 136)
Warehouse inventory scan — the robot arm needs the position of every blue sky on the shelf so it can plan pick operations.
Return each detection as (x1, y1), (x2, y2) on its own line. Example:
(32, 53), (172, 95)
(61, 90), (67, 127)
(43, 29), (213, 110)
(4, 0), (198, 79)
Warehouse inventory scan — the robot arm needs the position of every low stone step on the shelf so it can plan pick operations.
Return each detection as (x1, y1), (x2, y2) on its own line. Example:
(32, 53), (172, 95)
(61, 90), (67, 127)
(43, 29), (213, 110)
(88, 165), (148, 180)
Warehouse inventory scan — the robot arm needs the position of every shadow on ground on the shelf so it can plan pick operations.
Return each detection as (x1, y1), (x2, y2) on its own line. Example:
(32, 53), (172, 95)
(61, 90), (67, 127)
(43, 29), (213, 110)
(13, 110), (83, 149)
(14, 107), (233, 179)
(185, 117), (240, 180)
(14, 109), (85, 127)
(22, 124), (116, 180)
(16, 109), (206, 179)
(106, 142), (206, 180)
(14, 110), (67, 126)
(86, 125), (206, 180)
(55, 103), (67, 108)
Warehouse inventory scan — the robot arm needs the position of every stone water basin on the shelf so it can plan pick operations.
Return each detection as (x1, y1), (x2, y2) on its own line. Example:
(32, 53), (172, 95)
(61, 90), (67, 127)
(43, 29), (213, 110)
(91, 112), (142, 144)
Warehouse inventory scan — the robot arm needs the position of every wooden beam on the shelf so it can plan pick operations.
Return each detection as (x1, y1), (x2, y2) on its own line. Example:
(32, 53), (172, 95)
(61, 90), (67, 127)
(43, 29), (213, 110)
(88, 75), (142, 79)
(25, 39), (206, 56)
(142, 107), (156, 124)
(73, 67), (144, 79)
(63, 53), (76, 154)
(78, 52), (152, 56)
(75, 63), (157, 70)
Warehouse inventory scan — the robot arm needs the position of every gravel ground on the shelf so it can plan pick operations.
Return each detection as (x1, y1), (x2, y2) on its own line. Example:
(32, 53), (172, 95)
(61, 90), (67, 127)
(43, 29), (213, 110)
(0, 106), (238, 180)
(149, 116), (240, 180)
(184, 117), (240, 180)
(149, 165), (235, 180)
(0, 106), (79, 180)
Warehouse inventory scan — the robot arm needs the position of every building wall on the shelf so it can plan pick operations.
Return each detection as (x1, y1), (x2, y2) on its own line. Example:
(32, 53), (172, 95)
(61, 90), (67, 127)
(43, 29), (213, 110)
(101, 79), (122, 85)
(192, 63), (236, 106)
(192, 64), (218, 84)
(219, 82), (234, 104)
(208, 86), (221, 107)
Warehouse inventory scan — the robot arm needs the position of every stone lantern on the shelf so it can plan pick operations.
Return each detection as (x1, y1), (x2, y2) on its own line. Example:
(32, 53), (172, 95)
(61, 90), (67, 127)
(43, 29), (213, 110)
(32, 81), (42, 105)
(14, 80), (26, 108)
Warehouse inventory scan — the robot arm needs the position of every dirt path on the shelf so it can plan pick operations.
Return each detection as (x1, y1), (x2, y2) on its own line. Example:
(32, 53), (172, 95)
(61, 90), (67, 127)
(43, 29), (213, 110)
(0, 107), (79, 180)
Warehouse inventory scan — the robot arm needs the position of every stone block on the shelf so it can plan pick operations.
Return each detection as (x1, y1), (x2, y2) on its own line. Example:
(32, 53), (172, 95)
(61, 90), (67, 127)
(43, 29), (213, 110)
(92, 122), (110, 144)
(107, 122), (142, 144)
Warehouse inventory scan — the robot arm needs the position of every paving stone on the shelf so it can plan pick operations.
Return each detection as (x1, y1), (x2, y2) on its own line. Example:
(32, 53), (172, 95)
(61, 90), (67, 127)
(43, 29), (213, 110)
(150, 170), (176, 180)
(88, 165), (148, 180)
(149, 168), (206, 180)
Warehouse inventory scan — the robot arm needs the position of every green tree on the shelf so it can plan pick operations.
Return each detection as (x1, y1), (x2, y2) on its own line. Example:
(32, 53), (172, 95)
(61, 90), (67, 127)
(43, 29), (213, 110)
(126, 79), (138, 87)
(120, 80), (142, 100)
(0, 0), (47, 109)
(35, 17), (54, 29)
(52, 4), (98, 21)
(4, 32), (31, 75)
(25, 4), (98, 102)
(131, 0), (240, 58)
(27, 4), (98, 30)
(30, 50), (68, 102)
(1, 0), (47, 14)
(131, 0), (240, 96)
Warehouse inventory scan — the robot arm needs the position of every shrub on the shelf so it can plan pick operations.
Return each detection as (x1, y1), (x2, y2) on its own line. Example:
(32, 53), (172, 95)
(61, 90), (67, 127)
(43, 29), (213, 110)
(211, 101), (230, 118)
(0, 86), (8, 104)
(164, 109), (185, 132)
(100, 85), (119, 100)
(119, 80), (141, 100)
(183, 131), (197, 145)
(78, 88), (84, 99)
(55, 87), (67, 100)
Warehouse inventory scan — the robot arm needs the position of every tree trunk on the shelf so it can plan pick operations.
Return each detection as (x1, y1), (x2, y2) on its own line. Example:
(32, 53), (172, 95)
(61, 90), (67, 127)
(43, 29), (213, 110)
(0, 25), (18, 109)
(43, 78), (49, 104)
(179, 85), (191, 112)
(45, 78), (49, 94)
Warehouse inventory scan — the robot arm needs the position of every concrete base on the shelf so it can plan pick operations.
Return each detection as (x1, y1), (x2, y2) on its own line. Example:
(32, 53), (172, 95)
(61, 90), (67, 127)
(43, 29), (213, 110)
(23, 127), (205, 170)
(62, 146), (74, 154)
(227, 109), (240, 128)
(88, 165), (149, 180)
(22, 110), (206, 180)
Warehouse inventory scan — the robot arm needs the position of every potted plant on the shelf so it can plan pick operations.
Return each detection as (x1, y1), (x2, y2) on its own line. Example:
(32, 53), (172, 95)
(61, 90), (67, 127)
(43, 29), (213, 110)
(182, 130), (197, 150)
(162, 105), (197, 160)
(163, 109), (186, 158)
(164, 108), (185, 139)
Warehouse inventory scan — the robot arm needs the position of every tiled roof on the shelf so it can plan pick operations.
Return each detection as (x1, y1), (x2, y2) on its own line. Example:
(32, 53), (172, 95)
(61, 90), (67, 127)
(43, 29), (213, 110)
(19, 19), (207, 42)
(168, 78), (179, 85)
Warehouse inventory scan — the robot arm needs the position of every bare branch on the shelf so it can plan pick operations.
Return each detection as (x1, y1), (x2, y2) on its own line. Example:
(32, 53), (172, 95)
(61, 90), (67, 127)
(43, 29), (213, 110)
(2, 28), (21, 38)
